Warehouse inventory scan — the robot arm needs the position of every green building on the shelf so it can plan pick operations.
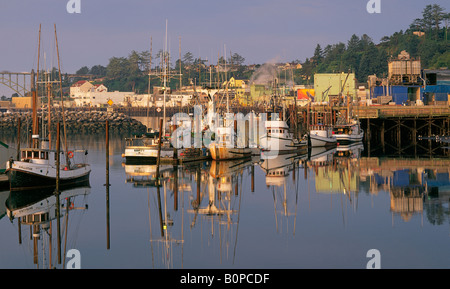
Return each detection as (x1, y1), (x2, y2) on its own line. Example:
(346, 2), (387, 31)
(314, 72), (357, 103)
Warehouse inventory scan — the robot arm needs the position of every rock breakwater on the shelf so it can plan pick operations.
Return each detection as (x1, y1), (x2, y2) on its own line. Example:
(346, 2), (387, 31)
(0, 110), (147, 134)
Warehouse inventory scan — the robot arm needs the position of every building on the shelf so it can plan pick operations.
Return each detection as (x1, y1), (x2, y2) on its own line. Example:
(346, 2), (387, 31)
(388, 51), (421, 86)
(73, 91), (134, 107)
(70, 80), (94, 96)
(11, 96), (41, 109)
(314, 72), (357, 103)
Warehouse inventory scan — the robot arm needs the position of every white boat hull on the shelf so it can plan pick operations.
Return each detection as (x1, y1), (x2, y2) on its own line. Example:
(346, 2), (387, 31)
(309, 131), (337, 147)
(260, 135), (306, 153)
(334, 132), (364, 143)
(7, 161), (91, 191)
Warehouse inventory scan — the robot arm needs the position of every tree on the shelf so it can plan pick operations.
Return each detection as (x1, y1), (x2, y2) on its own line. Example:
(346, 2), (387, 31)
(182, 52), (194, 67)
(106, 57), (130, 79)
(231, 53), (245, 67)
(90, 65), (106, 77)
(430, 4), (446, 32)
(312, 44), (323, 66)
(76, 66), (89, 75)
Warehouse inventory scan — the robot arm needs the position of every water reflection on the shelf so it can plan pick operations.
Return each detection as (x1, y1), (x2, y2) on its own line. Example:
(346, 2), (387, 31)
(360, 155), (450, 223)
(2, 133), (450, 268)
(122, 141), (450, 267)
(3, 183), (90, 269)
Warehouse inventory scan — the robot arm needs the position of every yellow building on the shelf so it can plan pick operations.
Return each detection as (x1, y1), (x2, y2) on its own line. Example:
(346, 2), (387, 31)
(12, 97), (41, 109)
(223, 77), (246, 89)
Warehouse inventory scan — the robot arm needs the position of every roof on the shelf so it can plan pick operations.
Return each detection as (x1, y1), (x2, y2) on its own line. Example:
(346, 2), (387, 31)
(72, 80), (89, 87)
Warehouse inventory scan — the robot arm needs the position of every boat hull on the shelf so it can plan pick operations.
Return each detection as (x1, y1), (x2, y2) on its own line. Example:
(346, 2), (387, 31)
(8, 164), (91, 191)
(334, 132), (364, 144)
(260, 136), (307, 154)
(309, 132), (337, 147)
(209, 144), (251, 161)
(124, 146), (210, 164)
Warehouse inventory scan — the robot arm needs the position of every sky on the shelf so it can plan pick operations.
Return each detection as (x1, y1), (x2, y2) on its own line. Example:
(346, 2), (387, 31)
(0, 0), (449, 96)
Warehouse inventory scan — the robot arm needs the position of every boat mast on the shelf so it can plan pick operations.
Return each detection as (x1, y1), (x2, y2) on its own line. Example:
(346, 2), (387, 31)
(163, 19), (168, 135)
(32, 25), (41, 149)
(225, 44), (229, 113)
(147, 36), (152, 131)
(54, 24), (69, 167)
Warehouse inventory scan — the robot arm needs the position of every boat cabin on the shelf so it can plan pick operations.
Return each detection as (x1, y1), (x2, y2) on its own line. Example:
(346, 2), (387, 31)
(20, 148), (59, 165)
(265, 120), (291, 138)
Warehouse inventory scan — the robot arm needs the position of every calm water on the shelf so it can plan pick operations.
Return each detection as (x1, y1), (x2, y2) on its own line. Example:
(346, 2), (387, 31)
(1, 133), (449, 269)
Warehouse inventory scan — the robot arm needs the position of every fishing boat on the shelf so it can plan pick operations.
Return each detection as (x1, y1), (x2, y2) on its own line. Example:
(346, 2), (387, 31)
(208, 56), (252, 161)
(333, 118), (364, 144)
(209, 124), (252, 160)
(6, 26), (91, 191)
(309, 125), (337, 147)
(260, 118), (307, 157)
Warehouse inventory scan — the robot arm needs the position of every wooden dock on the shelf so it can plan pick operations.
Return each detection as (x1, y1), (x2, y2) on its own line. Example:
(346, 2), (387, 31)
(354, 105), (450, 119)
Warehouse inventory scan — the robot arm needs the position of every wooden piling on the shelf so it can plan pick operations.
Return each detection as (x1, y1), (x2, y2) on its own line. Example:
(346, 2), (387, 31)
(105, 120), (110, 250)
(55, 122), (62, 265)
(156, 119), (163, 180)
(16, 117), (21, 161)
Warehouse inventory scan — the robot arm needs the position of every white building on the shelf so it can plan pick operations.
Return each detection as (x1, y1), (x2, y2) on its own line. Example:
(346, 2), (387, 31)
(74, 91), (135, 107)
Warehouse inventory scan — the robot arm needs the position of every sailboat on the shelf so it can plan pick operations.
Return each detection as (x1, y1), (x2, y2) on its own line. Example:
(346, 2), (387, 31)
(6, 25), (91, 191)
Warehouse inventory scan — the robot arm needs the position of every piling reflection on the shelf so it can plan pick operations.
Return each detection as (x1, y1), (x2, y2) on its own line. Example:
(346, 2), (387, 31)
(4, 182), (90, 269)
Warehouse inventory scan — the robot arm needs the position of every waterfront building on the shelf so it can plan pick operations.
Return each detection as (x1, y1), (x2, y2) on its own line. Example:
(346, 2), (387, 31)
(11, 96), (41, 109)
(314, 72), (357, 103)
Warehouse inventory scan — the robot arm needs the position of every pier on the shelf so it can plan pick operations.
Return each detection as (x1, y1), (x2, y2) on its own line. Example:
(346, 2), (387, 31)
(354, 105), (450, 156)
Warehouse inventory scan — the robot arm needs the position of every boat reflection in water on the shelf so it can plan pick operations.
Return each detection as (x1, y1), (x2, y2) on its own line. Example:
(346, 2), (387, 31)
(260, 152), (307, 235)
(122, 141), (450, 268)
(123, 158), (255, 268)
(5, 182), (90, 269)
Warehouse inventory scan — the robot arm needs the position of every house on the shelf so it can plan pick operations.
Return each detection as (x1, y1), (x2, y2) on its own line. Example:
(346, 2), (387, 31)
(223, 77), (247, 89)
(70, 80), (94, 96)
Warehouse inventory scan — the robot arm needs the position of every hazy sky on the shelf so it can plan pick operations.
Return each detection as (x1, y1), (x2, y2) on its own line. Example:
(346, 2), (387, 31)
(0, 0), (449, 95)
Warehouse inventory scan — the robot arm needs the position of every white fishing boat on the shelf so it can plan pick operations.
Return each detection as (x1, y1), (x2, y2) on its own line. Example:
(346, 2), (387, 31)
(7, 143), (91, 191)
(333, 119), (364, 144)
(309, 125), (337, 147)
(260, 119), (307, 156)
